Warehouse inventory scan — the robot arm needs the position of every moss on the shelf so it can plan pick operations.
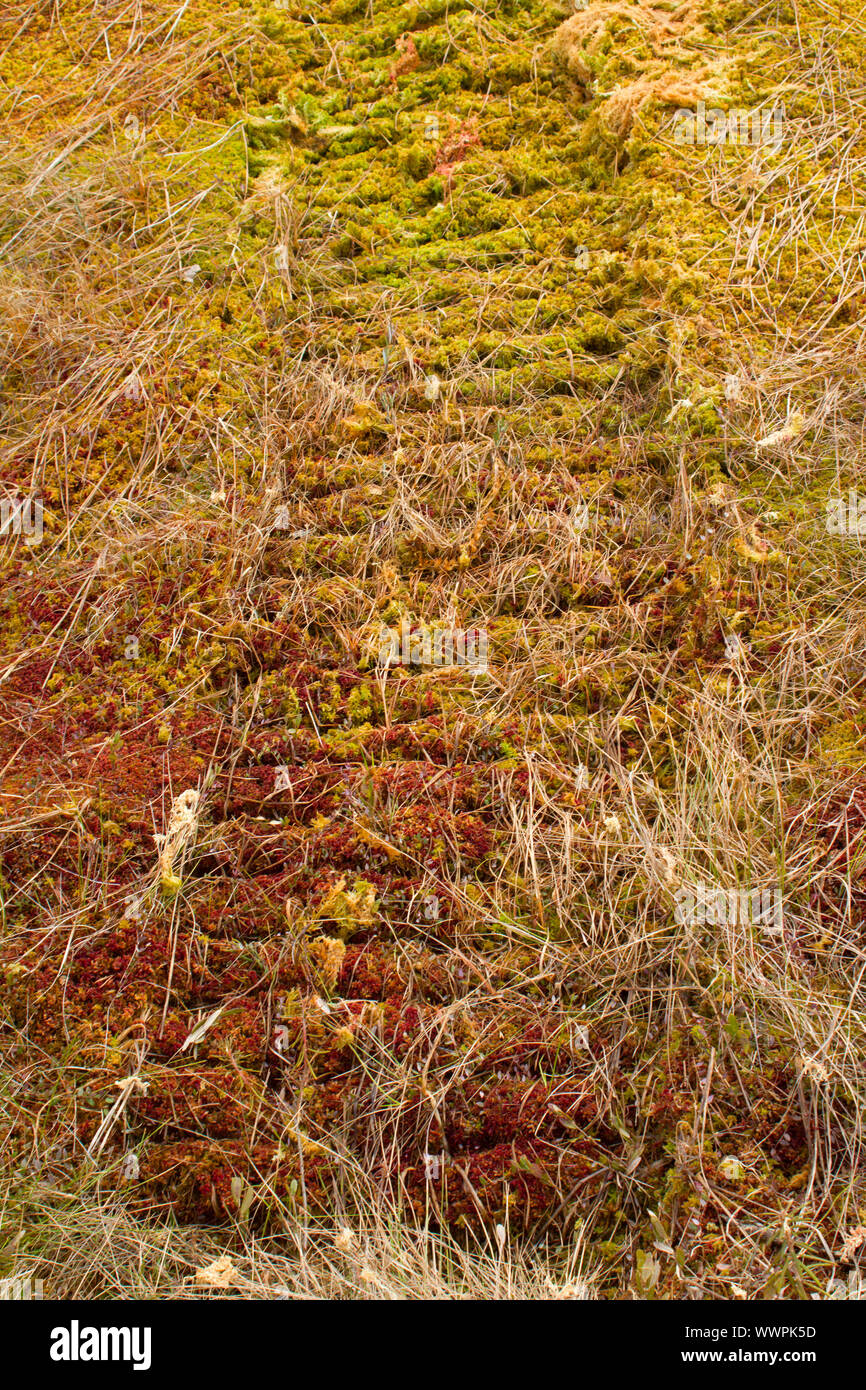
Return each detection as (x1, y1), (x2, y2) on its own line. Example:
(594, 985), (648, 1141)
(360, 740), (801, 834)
(1, 0), (863, 1292)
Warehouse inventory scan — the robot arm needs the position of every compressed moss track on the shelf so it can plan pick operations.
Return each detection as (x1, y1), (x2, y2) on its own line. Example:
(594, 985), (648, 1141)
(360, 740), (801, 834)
(1, 0), (866, 1295)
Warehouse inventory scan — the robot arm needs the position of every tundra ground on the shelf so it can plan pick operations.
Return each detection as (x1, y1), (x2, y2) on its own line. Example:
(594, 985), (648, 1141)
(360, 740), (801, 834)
(1, 0), (865, 1299)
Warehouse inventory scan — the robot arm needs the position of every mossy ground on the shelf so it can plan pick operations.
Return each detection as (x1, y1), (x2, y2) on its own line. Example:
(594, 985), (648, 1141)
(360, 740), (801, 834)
(1, 0), (865, 1298)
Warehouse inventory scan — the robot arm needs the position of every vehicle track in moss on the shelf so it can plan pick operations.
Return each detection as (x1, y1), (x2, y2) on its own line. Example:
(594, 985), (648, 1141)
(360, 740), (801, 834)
(2, 0), (866, 1295)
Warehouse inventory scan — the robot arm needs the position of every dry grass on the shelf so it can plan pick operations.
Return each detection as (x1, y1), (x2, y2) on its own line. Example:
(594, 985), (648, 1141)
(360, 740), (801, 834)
(1, 0), (866, 1301)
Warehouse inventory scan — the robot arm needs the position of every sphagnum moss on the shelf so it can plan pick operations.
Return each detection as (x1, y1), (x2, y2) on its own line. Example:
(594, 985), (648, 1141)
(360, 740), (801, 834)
(0, 0), (865, 1300)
